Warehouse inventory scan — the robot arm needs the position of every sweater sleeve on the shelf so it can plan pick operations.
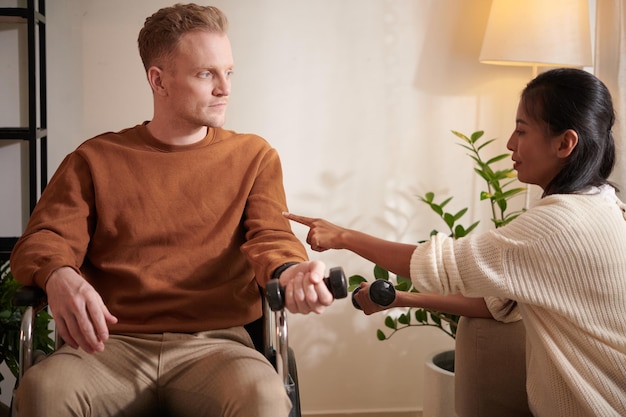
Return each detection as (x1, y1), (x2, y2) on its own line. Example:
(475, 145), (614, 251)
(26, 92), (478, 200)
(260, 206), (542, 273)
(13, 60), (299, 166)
(10, 152), (95, 289)
(407, 231), (521, 321)
(239, 147), (308, 286)
(484, 296), (521, 322)
(408, 220), (530, 301)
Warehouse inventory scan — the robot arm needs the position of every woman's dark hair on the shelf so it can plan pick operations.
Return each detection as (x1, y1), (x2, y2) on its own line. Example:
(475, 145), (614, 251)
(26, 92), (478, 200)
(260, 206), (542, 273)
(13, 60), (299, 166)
(521, 68), (616, 195)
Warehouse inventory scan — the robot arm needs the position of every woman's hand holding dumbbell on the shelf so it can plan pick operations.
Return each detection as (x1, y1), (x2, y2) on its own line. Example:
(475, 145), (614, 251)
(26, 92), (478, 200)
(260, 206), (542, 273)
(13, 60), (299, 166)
(351, 279), (397, 314)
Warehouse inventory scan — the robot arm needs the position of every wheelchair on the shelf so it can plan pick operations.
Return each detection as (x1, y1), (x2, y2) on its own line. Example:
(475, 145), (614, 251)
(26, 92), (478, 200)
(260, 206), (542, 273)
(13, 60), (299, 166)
(10, 284), (302, 417)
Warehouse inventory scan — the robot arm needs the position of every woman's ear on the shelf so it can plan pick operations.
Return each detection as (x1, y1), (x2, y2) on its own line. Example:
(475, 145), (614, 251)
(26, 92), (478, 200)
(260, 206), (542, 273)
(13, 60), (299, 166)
(556, 129), (578, 159)
(147, 66), (167, 96)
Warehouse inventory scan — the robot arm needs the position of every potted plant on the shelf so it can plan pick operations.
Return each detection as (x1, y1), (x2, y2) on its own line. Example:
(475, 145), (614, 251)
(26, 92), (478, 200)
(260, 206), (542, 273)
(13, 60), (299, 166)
(0, 260), (54, 414)
(348, 130), (525, 417)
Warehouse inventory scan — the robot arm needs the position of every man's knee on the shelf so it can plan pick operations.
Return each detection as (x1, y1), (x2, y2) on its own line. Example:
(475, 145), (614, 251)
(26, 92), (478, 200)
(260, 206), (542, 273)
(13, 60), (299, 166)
(224, 363), (292, 416)
(15, 360), (82, 415)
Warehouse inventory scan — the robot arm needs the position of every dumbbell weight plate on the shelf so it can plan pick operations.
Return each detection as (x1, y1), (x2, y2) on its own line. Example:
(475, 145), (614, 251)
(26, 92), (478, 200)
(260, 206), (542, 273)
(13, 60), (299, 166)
(351, 279), (396, 310)
(326, 266), (348, 299)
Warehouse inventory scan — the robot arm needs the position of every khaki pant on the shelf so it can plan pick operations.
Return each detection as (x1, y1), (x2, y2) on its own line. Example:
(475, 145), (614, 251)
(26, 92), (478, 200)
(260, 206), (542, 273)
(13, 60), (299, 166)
(15, 327), (292, 417)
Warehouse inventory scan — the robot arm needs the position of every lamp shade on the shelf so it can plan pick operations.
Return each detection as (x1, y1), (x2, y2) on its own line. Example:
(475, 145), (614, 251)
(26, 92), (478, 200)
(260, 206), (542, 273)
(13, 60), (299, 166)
(480, 0), (592, 68)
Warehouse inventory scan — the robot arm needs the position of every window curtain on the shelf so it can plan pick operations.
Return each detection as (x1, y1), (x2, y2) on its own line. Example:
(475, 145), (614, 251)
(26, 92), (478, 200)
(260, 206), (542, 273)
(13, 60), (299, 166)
(595, 0), (626, 196)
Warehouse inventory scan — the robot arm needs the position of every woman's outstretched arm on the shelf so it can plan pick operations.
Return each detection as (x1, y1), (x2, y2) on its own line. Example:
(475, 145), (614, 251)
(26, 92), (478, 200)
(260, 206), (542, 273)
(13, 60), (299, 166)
(353, 283), (493, 318)
(284, 212), (493, 319)
(284, 212), (415, 278)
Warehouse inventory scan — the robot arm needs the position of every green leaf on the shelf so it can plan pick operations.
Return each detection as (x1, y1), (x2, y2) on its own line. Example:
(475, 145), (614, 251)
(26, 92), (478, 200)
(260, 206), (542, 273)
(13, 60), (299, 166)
(474, 169), (489, 182)
(476, 138), (496, 151)
(395, 275), (413, 292)
(438, 197), (453, 209)
(430, 203), (443, 216)
(373, 265), (390, 281)
(398, 313), (411, 325)
(453, 225), (467, 238)
(376, 329), (387, 341)
(470, 130), (484, 142)
(348, 274), (367, 291)
(465, 221), (480, 235)
(501, 187), (526, 198)
(451, 130), (470, 143)
(453, 207), (468, 221)
(415, 309), (428, 323)
(385, 316), (397, 330)
(486, 153), (509, 165)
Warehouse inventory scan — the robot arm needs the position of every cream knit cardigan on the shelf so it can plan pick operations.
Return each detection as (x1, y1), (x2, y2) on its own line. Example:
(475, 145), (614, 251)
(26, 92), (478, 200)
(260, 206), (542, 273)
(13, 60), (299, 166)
(410, 187), (626, 417)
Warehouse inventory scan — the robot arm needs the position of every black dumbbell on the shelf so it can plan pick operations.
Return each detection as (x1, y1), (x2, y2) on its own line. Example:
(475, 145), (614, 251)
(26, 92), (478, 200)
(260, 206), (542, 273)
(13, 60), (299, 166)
(266, 266), (348, 311)
(351, 279), (396, 310)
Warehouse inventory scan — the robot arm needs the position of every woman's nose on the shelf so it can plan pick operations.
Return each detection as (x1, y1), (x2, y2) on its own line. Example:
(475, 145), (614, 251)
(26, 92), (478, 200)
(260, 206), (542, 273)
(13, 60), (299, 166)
(506, 133), (515, 151)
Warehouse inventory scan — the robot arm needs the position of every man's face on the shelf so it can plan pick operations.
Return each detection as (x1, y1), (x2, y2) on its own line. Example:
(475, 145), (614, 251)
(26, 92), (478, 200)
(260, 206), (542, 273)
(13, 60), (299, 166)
(159, 30), (234, 129)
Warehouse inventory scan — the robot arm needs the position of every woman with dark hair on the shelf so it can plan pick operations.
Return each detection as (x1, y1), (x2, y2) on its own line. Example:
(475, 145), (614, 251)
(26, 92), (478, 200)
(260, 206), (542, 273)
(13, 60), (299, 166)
(518, 67), (616, 195)
(285, 68), (626, 417)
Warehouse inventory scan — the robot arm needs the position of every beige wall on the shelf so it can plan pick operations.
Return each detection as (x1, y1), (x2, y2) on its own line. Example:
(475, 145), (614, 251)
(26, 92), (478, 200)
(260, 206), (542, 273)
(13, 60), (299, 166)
(0, 0), (569, 413)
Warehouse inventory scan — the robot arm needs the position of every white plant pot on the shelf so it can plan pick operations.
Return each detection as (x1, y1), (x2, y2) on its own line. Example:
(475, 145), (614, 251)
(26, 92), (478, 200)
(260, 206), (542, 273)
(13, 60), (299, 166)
(423, 350), (455, 417)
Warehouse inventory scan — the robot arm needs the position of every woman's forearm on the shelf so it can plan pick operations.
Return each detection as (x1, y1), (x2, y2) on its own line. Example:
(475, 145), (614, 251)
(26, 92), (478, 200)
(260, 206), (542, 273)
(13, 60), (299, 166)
(339, 228), (416, 278)
(394, 291), (493, 318)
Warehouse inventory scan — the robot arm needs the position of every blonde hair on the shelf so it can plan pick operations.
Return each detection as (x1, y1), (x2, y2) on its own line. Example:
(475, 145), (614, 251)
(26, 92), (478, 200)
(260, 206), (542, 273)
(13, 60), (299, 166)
(137, 3), (228, 71)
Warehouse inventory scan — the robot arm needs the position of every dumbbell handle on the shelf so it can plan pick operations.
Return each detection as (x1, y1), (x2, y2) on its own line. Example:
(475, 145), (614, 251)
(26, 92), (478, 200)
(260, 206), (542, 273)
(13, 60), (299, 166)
(266, 266), (347, 311)
(351, 279), (396, 310)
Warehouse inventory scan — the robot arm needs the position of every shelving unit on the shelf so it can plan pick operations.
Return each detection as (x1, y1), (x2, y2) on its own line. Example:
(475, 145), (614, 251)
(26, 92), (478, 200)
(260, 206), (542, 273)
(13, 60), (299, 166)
(0, 238), (18, 262)
(0, 0), (47, 254)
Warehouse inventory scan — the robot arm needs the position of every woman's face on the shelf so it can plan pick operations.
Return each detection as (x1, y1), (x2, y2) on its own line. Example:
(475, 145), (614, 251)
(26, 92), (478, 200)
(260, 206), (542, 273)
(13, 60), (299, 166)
(506, 102), (567, 190)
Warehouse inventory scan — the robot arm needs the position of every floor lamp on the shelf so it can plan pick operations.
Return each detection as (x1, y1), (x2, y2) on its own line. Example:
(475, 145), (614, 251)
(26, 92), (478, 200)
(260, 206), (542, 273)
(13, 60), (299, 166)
(479, 0), (593, 208)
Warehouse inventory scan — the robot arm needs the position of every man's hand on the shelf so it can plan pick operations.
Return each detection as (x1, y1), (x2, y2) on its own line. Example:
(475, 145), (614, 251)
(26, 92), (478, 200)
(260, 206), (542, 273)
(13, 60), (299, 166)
(278, 261), (333, 314)
(45, 267), (118, 353)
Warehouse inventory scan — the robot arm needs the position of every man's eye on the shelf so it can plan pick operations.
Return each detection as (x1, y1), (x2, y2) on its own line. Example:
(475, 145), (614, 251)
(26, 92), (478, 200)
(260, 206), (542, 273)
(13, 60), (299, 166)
(226, 70), (234, 78)
(199, 72), (212, 78)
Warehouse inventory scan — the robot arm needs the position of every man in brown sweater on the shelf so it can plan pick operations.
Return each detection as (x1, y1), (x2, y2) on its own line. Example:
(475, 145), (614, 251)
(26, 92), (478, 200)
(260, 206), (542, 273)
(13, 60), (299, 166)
(10, 4), (333, 416)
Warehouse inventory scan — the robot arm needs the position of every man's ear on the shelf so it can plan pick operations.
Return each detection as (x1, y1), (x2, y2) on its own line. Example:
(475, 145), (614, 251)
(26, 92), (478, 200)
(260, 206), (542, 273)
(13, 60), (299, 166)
(556, 129), (578, 158)
(147, 66), (167, 96)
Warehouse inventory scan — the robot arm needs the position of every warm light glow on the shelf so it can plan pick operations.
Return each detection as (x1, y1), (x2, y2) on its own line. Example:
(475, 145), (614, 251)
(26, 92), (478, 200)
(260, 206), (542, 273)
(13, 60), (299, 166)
(480, 0), (593, 68)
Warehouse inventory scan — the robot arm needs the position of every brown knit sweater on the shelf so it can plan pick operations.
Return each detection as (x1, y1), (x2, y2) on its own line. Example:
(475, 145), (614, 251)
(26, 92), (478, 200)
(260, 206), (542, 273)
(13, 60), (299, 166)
(10, 124), (308, 333)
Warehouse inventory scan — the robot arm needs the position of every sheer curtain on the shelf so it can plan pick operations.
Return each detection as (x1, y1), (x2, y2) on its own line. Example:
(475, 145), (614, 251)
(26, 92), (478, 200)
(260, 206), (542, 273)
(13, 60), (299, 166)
(595, 0), (626, 196)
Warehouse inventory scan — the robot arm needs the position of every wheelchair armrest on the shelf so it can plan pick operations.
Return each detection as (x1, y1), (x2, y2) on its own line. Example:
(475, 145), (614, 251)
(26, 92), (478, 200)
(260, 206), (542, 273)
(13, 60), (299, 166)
(13, 285), (48, 308)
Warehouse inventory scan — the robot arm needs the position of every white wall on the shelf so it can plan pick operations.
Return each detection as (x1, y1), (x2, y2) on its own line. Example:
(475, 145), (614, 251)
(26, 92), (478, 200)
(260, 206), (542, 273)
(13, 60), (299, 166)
(1, 0), (537, 413)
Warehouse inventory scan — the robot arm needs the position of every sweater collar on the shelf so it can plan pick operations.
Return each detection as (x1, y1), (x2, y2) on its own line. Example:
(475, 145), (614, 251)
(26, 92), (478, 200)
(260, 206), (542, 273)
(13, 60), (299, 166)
(580, 184), (626, 220)
(139, 122), (216, 152)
